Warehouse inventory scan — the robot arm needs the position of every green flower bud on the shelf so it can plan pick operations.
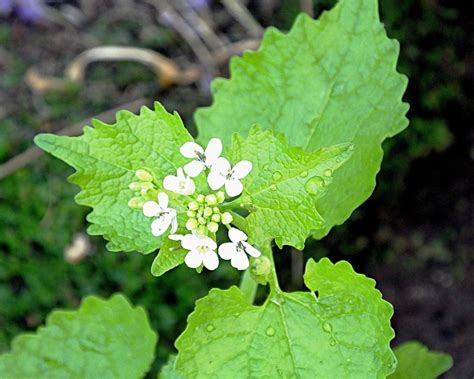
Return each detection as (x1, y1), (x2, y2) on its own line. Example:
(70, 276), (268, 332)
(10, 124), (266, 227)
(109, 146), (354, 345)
(127, 197), (144, 209)
(197, 194), (205, 203)
(188, 201), (199, 211)
(207, 222), (219, 233)
(186, 218), (198, 231)
(203, 207), (213, 217)
(198, 217), (206, 225)
(213, 207), (220, 214)
(205, 194), (217, 205)
(216, 191), (225, 203)
(142, 189), (158, 201)
(135, 169), (153, 182)
(187, 210), (196, 218)
(221, 212), (233, 225)
(128, 182), (142, 191)
(197, 225), (207, 236)
(211, 213), (221, 222)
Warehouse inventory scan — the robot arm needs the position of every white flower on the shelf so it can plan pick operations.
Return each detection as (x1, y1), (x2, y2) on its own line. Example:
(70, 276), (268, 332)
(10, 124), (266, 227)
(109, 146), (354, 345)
(143, 192), (177, 236)
(218, 228), (261, 270)
(207, 157), (252, 197)
(180, 138), (222, 177)
(172, 231), (219, 270)
(163, 167), (195, 195)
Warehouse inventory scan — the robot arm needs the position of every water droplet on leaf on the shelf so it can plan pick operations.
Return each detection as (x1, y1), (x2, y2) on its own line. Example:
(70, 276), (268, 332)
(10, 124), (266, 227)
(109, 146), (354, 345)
(322, 321), (332, 333)
(206, 324), (215, 332)
(323, 169), (332, 177)
(300, 170), (308, 178)
(266, 327), (275, 336)
(270, 184), (277, 191)
(330, 339), (337, 346)
(305, 176), (325, 195)
(272, 171), (282, 181)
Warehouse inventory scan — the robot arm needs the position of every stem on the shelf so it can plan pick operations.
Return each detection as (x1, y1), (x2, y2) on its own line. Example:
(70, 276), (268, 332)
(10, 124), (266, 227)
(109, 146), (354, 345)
(262, 242), (281, 293)
(239, 269), (258, 304)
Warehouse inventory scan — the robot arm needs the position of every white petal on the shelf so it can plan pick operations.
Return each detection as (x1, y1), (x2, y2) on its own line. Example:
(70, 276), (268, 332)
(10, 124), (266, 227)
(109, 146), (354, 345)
(143, 201), (159, 217)
(207, 171), (226, 190)
(177, 167), (185, 180)
(158, 192), (169, 209)
(228, 227), (247, 243)
(211, 157), (231, 174)
(170, 215), (178, 234)
(180, 142), (203, 158)
(204, 138), (222, 163)
(242, 242), (261, 257)
(225, 179), (244, 197)
(232, 160), (253, 179)
(184, 250), (203, 268)
(231, 250), (249, 270)
(181, 234), (199, 250)
(163, 175), (180, 193)
(203, 251), (219, 270)
(151, 217), (171, 236)
(198, 235), (217, 251)
(168, 234), (184, 241)
(183, 178), (196, 195)
(218, 242), (237, 260)
(183, 160), (205, 177)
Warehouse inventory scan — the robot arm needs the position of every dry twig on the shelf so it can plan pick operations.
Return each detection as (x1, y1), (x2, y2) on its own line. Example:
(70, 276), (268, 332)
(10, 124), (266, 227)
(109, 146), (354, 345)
(221, 0), (264, 38)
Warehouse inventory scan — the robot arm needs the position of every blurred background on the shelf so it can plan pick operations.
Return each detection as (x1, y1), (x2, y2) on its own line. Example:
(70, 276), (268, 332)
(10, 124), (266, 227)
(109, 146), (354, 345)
(0, 0), (472, 377)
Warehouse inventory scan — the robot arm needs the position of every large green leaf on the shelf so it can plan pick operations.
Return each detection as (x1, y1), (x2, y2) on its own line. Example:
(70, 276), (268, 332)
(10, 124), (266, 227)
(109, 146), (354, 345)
(0, 294), (157, 379)
(196, 0), (409, 239)
(389, 341), (453, 379)
(229, 127), (353, 249)
(175, 258), (396, 378)
(35, 103), (193, 254)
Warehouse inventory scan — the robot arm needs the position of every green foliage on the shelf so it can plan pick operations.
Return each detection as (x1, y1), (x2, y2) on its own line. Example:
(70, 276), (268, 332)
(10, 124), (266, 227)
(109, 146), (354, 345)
(196, 0), (409, 240)
(0, 294), (157, 378)
(35, 103), (193, 254)
(229, 127), (353, 249)
(174, 258), (396, 378)
(390, 341), (453, 379)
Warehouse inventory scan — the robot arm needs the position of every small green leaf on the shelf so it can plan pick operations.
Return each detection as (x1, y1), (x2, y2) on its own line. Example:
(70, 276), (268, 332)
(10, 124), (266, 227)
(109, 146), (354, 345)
(35, 102), (193, 254)
(0, 294), (157, 379)
(229, 127), (353, 249)
(196, 0), (409, 239)
(389, 341), (453, 379)
(151, 236), (187, 277)
(175, 258), (396, 378)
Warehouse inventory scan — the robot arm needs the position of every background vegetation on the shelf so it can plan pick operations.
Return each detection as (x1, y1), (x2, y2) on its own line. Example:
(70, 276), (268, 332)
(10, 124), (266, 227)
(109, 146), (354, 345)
(0, 0), (472, 377)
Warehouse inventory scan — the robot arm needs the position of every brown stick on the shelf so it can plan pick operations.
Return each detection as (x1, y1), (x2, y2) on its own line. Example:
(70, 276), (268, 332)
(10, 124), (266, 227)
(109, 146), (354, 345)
(0, 98), (151, 180)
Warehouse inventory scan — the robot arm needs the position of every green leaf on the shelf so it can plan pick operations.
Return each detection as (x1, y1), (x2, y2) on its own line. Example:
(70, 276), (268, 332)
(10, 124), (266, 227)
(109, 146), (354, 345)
(229, 127), (352, 249)
(0, 294), (157, 379)
(389, 341), (453, 379)
(159, 355), (186, 379)
(175, 258), (396, 378)
(196, 0), (409, 239)
(151, 235), (187, 277)
(35, 103), (193, 254)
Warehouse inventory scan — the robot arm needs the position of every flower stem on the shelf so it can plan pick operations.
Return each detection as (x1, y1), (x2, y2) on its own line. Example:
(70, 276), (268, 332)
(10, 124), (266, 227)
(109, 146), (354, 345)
(261, 241), (281, 293)
(239, 269), (258, 304)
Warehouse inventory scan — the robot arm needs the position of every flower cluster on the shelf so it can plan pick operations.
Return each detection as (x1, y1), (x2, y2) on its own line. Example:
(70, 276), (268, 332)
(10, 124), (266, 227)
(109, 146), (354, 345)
(128, 138), (261, 271)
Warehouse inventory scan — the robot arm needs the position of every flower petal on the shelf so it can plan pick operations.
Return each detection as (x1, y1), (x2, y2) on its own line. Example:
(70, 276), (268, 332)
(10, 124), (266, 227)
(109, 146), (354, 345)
(204, 138), (222, 162)
(151, 217), (171, 236)
(211, 157), (231, 174)
(143, 201), (159, 217)
(184, 160), (205, 177)
(225, 179), (244, 197)
(232, 160), (253, 179)
(243, 242), (261, 257)
(163, 175), (180, 193)
(158, 192), (169, 209)
(228, 227), (247, 243)
(203, 251), (219, 270)
(207, 171), (226, 190)
(180, 142), (203, 158)
(181, 233), (199, 250)
(170, 215), (178, 234)
(183, 178), (196, 195)
(168, 234), (184, 241)
(184, 250), (203, 268)
(218, 242), (237, 260)
(177, 167), (185, 180)
(231, 250), (249, 270)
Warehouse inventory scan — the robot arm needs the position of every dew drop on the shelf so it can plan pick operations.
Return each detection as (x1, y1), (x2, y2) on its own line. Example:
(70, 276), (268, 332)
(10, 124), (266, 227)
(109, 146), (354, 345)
(272, 171), (282, 181)
(300, 170), (308, 178)
(270, 184), (277, 191)
(305, 176), (325, 195)
(322, 321), (333, 333)
(206, 324), (215, 332)
(346, 358), (352, 363)
(330, 339), (337, 346)
(323, 169), (333, 177)
(263, 164), (270, 170)
(265, 327), (275, 337)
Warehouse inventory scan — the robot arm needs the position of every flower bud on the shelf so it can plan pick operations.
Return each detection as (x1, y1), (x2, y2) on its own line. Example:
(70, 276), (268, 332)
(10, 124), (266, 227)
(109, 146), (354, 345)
(207, 222), (219, 233)
(135, 169), (153, 182)
(221, 212), (233, 225)
(127, 197), (144, 209)
(188, 201), (199, 211)
(213, 207), (220, 213)
(203, 207), (213, 217)
(216, 191), (225, 203)
(128, 182), (142, 191)
(198, 217), (206, 225)
(197, 194), (205, 203)
(187, 210), (196, 218)
(205, 194), (217, 205)
(211, 213), (221, 222)
(197, 225), (207, 236)
(186, 218), (198, 231)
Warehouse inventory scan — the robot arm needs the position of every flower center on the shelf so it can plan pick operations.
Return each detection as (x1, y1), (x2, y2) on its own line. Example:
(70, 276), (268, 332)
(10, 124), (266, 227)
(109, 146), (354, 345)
(197, 245), (210, 253)
(195, 150), (206, 162)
